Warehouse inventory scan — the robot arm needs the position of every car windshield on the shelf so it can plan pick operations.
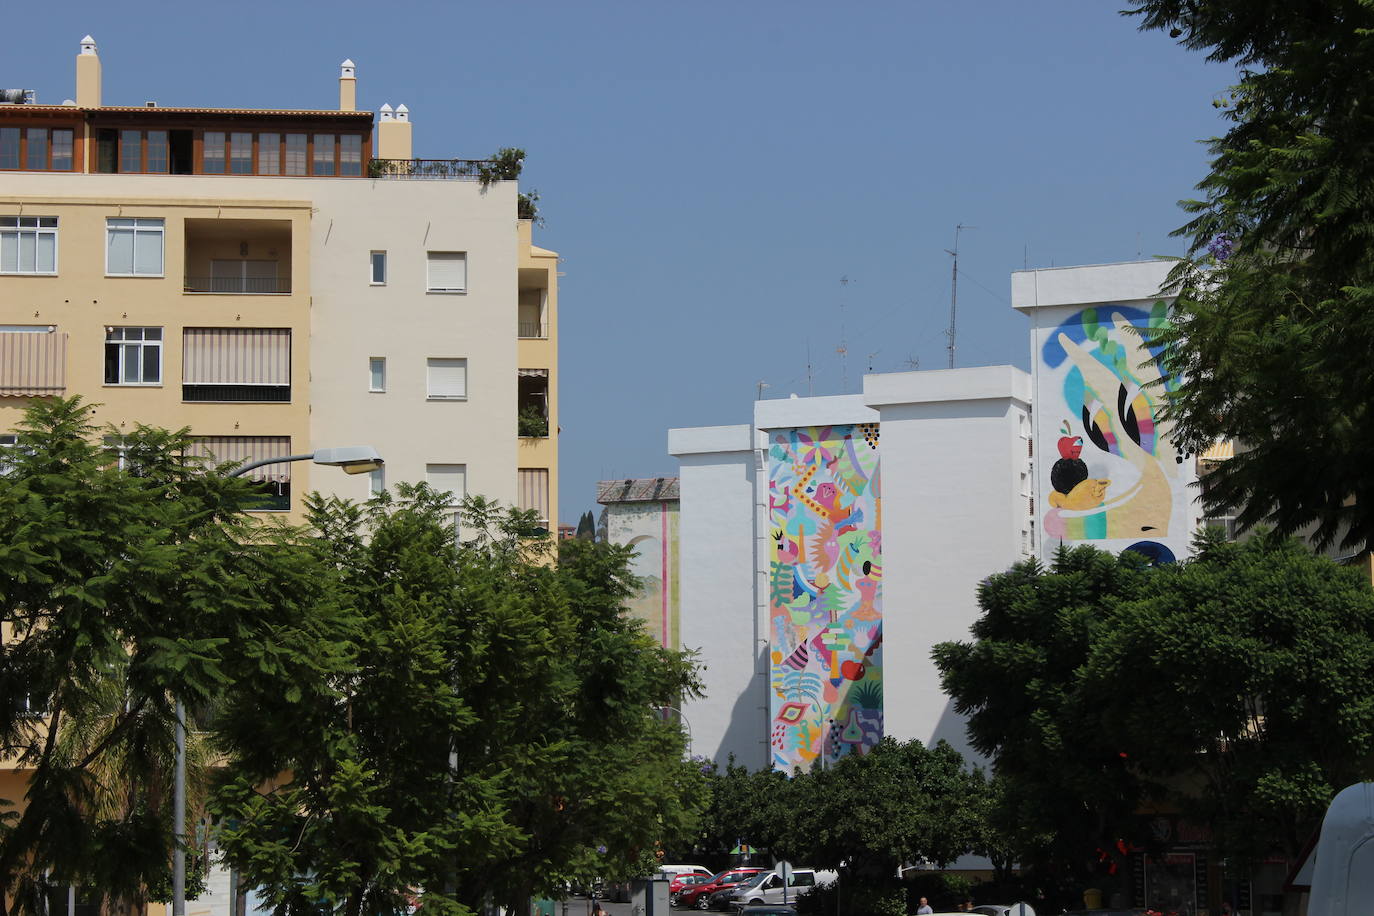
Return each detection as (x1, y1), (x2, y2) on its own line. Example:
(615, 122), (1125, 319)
(740, 873), (768, 889)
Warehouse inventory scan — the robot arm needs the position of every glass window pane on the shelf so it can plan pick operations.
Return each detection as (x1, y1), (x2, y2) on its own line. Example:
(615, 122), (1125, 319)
(51, 130), (73, 170)
(122, 344), (140, 383)
(120, 130), (141, 172)
(134, 230), (163, 275)
(105, 343), (120, 384)
(107, 228), (133, 274)
(0, 128), (18, 169)
(258, 133), (280, 174)
(18, 232), (35, 272)
(371, 251), (386, 283)
(230, 132), (252, 174)
(313, 134), (335, 176)
(369, 357), (385, 390)
(145, 131), (168, 172)
(25, 129), (48, 170)
(142, 344), (160, 383)
(203, 131), (225, 173)
(285, 134), (306, 175)
(1, 233), (17, 272)
(340, 134), (362, 176)
(35, 232), (55, 273)
(146, 327), (162, 341)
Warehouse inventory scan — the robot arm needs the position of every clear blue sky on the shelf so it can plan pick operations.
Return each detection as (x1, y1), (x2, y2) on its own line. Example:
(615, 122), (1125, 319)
(8, 1), (1231, 525)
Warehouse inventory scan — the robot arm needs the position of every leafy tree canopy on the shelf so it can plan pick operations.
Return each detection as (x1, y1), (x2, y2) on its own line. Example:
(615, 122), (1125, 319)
(1124, 0), (1374, 550)
(935, 534), (1374, 897)
(213, 486), (705, 916)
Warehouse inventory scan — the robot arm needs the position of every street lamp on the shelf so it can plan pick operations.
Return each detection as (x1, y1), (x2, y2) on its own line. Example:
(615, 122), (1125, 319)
(654, 706), (693, 758)
(172, 446), (383, 916)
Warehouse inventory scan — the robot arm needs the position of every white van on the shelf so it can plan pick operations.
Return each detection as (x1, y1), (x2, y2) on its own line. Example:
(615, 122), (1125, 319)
(656, 865), (713, 881)
(727, 867), (836, 908)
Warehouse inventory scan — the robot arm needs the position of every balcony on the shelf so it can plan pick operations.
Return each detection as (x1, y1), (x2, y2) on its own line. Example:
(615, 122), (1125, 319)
(519, 288), (547, 339)
(183, 218), (292, 295)
(518, 321), (546, 339)
(368, 158), (494, 180)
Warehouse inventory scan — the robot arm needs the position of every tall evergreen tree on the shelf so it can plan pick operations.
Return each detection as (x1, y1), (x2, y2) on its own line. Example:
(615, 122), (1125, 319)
(1125, 0), (1374, 550)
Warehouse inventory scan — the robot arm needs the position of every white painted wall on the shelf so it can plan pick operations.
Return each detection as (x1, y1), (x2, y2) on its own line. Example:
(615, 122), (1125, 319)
(861, 367), (1031, 760)
(671, 370), (1032, 769)
(668, 425), (769, 768)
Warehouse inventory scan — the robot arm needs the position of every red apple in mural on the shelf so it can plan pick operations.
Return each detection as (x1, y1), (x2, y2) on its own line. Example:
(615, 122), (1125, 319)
(1058, 435), (1083, 460)
(840, 660), (865, 681)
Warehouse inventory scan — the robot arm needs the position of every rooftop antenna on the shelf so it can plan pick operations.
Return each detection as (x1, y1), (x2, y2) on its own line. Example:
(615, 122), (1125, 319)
(837, 275), (853, 392)
(903, 353), (920, 370)
(806, 340), (814, 396)
(866, 350), (880, 372)
(945, 224), (973, 369)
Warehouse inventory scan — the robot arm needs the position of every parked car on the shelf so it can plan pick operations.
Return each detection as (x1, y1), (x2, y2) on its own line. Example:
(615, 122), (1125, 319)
(973, 905), (1037, 916)
(739, 907), (796, 916)
(727, 868), (837, 909)
(669, 873), (715, 899)
(678, 868), (765, 909)
(657, 865), (714, 882)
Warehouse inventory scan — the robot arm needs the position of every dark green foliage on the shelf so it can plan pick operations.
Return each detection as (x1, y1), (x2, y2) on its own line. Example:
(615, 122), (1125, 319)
(934, 535), (1374, 895)
(213, 486), (705, 916)
(0, 397), (330, 916)
(575, 511), (597, 541)
(1124, 0), (1374, 550)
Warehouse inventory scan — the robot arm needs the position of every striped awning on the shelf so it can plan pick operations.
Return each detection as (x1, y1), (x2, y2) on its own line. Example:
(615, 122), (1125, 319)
(1200, 440), (1235, 462)
(183, 328), (291, 386)
(187, 436), (294, 481)
(0, 329), (66, 396)
(518, 468), (550, 523)
(517, 368), (549, 378)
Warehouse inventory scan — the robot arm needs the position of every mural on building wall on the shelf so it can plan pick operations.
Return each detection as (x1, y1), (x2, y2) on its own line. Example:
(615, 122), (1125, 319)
(1039, 302), (1189, 563)
(600, 493), (681, 650)
(767, 423), (882, 770)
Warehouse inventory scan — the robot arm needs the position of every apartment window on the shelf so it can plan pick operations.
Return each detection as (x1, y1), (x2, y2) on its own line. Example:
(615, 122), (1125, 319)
(188, 436), (292, 511)
(259, 132), (280, 175)
(426, 358), (467, 400)
(50, 129), (74, 171)
(1, 216), (58, 274)
(203, 131), (226, 173)
(104, 327), (162, 385)
(369, 467), (385, 497)
(426, 464), (467, 503)
(183, 328), (291, 402)
(229, 132), (253, 174)
(106, 218), (164, 276)
(426, 252), (467, 292)
(0, 434), (17, 476)
(370, 251), (387, 284)
(0, 129), (17, 169)
(313, 134), (336, 176)
(369, 357), (386, 392)
(146, 131), (168, 173)
(25, 129), (48, 171)
(120, 130), (142, 172)
(340, 134), (362, 176)
(284, 133), (307, 175)
(518, 468), (550, 526)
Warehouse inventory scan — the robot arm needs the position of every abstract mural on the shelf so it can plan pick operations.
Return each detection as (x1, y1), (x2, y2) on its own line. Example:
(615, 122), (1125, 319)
(1038, 302), (1192, 563)
(767, 423), (882, 770)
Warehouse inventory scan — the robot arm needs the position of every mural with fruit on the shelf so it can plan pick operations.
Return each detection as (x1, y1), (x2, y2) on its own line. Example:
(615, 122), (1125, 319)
(767, 423), (882, 771)
(1039, 302), (1191, 562)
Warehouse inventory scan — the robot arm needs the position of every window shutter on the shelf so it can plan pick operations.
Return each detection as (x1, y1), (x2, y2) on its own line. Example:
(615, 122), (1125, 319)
(0, 329), (66, 395)
(426, 464), (466, 502)
(518, 468), (549, 523)
(183, 328), (291, 385)
(427, 252), (467, 291)
(426, 358), (467, 398)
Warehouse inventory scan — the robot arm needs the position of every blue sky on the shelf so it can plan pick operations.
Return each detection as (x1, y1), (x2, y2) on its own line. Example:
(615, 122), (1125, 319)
(7, 1), (1231, 525)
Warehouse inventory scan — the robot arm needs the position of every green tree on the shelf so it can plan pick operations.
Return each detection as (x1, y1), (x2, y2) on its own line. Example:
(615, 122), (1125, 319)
(0, 397), (333, 916)
(935, 535), (1374, 899)
(1125, 0), (1374, 550)
(213, 487), (704, 916)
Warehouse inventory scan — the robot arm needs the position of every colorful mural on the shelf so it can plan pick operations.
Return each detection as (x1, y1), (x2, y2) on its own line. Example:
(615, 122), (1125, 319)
(767, 423), (882, 770)
(1039, 302), (1190, 563)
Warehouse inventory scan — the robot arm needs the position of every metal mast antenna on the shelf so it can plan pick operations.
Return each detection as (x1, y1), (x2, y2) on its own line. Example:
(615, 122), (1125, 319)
(945, 224), (973, 369)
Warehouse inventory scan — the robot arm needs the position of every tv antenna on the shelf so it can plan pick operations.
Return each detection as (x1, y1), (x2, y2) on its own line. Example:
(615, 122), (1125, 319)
(945, 223), (974, 369)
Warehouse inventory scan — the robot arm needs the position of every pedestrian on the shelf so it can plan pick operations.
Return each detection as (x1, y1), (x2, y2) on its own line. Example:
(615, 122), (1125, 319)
(917, 897), (934, 915)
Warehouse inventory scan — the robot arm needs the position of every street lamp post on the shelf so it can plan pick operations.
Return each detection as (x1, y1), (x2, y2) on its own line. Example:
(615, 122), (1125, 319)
(654, 706), (693, 758)
(172, 446), (383, 916)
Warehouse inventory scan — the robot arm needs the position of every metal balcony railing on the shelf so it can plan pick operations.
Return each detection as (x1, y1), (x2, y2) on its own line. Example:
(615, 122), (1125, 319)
(518, 321), (547, 339)
(184, 277), (292, 294)
(368, 158), (495, 180)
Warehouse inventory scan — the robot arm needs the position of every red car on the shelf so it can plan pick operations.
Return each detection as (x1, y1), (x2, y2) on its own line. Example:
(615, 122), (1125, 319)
(669, 874), (715, 897)
(677, 868), (765, 910)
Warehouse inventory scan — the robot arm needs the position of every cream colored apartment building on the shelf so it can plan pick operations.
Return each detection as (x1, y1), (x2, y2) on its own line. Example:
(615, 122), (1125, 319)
(0, 37), (558, 532)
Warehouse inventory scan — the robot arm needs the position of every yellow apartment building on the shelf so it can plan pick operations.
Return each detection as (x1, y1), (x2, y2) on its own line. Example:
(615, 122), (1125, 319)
(0, 36), (559, 532)
(0, 39), (559, 913)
